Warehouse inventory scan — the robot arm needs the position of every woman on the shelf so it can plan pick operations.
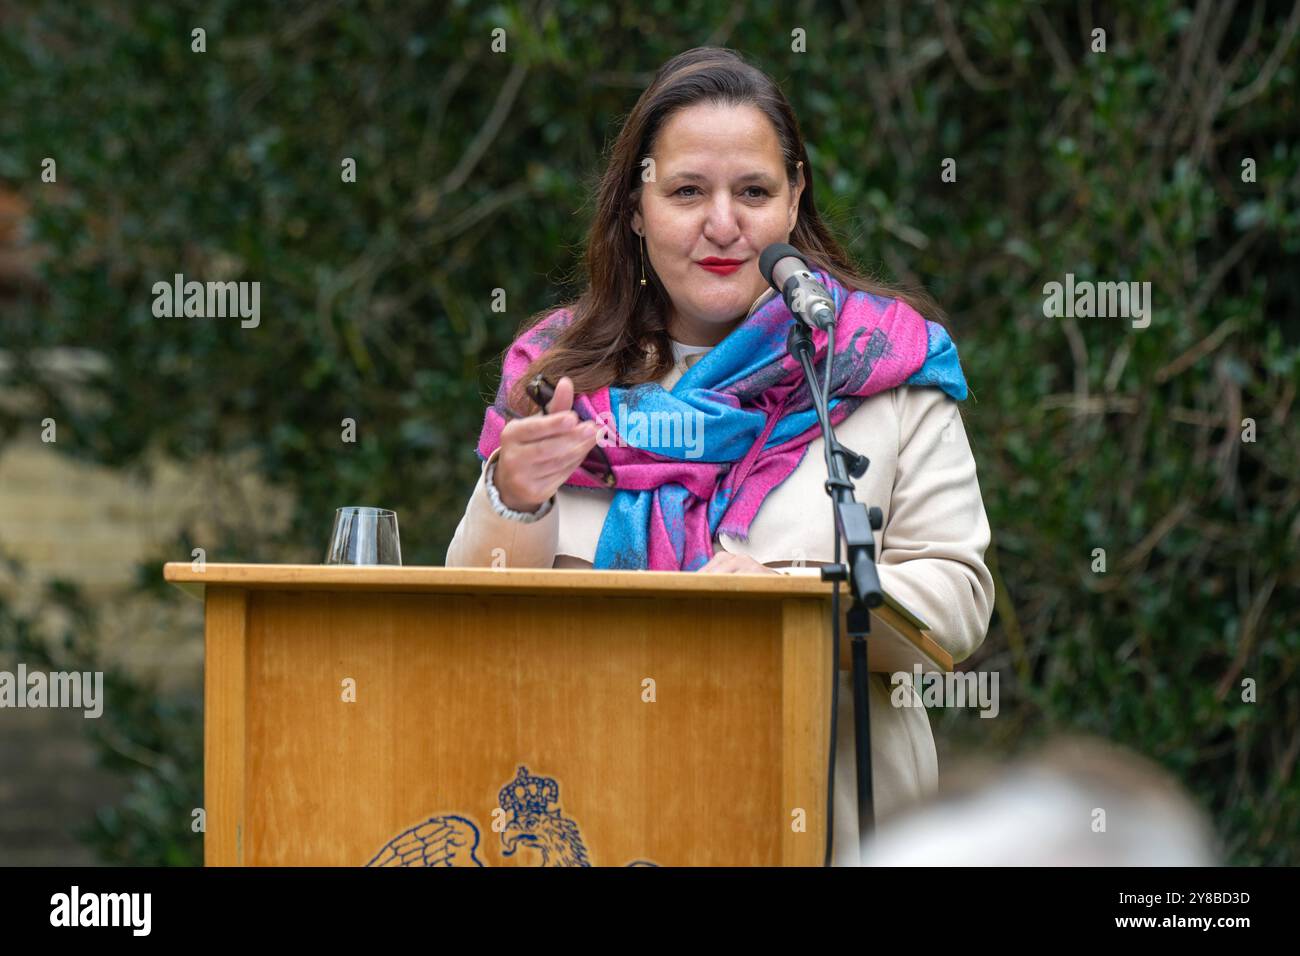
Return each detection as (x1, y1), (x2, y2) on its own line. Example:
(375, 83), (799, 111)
(446, 46), (995, 865)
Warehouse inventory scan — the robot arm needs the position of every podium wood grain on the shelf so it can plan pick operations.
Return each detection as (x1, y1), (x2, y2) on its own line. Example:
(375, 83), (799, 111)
(166, 564), (948, 866)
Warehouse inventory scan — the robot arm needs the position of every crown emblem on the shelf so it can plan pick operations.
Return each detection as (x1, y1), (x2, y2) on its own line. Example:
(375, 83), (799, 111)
(499, 765), (560, 816)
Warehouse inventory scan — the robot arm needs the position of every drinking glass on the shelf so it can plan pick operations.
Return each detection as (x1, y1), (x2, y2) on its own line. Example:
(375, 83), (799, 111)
(325, 507), (401, 565)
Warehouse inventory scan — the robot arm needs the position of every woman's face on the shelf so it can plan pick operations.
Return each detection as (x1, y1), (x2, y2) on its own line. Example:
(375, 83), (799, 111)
(632, 101), (804, 346)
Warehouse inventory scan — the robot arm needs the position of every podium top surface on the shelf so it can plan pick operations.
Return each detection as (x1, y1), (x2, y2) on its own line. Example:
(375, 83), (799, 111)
(162, 562), (951, 671)
(162, 562), (846, 600)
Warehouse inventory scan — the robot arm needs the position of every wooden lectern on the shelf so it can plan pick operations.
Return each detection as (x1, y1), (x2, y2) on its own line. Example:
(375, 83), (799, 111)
(163, 563), (949, 867)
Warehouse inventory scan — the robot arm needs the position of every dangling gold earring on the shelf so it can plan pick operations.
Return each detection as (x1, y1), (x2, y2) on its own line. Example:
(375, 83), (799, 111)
(638, 232), (647, 286)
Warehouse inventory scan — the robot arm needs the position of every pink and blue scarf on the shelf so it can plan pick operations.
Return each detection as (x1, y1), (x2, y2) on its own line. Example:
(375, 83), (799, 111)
(476, 268), (967, 571)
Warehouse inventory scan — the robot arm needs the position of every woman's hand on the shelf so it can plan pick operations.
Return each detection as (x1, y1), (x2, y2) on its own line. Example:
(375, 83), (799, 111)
(495, 376), (601, 512)
(697, 551), (780, 574)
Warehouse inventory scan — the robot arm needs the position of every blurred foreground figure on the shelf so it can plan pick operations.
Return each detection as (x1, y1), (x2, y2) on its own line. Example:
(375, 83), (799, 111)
(859, 735), (1219, 866)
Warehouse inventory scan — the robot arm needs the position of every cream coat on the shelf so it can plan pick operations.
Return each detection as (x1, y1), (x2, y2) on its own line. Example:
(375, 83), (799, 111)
(446, 289), (996, 864)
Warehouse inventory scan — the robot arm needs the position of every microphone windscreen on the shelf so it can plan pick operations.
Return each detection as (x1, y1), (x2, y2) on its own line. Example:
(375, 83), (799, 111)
(759, 242), (802, 286)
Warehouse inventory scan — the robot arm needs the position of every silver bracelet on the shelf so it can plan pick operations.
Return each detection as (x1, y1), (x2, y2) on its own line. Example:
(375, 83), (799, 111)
(485, 459), (554, 523)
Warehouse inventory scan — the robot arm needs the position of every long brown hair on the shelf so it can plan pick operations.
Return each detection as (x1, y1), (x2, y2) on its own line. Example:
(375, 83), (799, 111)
(504, 45), (946, 416)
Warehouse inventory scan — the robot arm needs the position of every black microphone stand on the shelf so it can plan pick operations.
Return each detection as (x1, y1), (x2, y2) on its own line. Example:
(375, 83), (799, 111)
(786, 320), (885, 867)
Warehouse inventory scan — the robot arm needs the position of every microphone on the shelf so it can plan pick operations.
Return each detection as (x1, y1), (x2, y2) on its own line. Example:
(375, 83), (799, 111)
(759, 243), (836, 330)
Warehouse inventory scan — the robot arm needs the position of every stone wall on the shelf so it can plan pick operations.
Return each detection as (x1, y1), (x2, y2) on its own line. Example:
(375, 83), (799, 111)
(0, 430), (296, 863)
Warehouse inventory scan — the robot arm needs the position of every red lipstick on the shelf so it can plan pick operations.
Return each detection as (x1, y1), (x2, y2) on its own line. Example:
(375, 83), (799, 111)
(698, 257), (744, 276)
